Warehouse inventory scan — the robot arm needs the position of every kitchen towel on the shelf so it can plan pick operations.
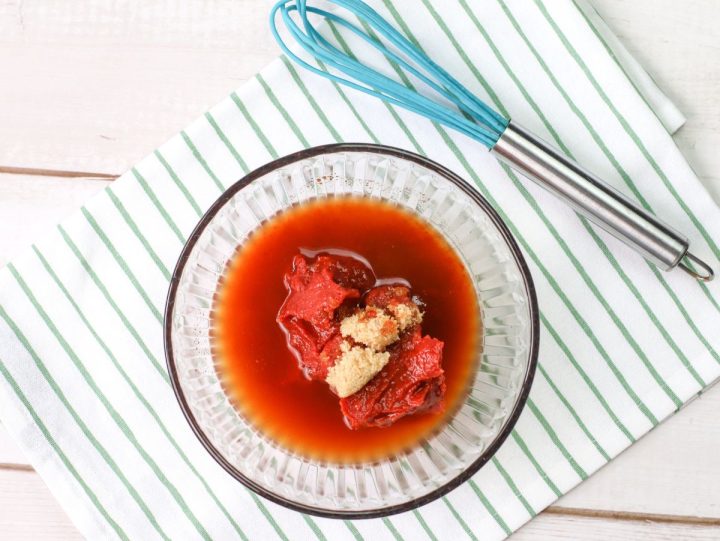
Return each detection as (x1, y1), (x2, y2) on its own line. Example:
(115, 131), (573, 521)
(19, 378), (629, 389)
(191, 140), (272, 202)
(1, 1), (719, 539)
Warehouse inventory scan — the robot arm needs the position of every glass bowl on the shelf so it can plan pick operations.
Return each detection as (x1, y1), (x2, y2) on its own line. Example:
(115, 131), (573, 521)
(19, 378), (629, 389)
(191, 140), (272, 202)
(164, 144), (539, 518)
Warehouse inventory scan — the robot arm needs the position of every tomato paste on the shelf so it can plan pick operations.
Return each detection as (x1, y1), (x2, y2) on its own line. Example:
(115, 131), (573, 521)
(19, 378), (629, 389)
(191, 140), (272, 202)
(278, 252), (446, 429)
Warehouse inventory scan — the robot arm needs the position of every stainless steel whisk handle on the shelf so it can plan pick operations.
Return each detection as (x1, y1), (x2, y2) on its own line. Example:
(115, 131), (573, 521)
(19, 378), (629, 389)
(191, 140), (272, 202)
(492, 122), (714, 281)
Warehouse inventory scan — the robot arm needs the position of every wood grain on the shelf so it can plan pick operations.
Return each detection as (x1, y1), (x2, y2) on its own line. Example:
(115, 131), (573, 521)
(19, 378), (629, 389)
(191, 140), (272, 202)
(592, 0), (720, 203)
(0, 469), (83, 540)
(1, 0), (719, 539)
(0, 0), (276, 175)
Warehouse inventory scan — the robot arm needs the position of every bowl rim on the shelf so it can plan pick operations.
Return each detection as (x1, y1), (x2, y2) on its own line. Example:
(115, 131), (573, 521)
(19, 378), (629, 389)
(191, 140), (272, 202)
(164, 143), (540, 519)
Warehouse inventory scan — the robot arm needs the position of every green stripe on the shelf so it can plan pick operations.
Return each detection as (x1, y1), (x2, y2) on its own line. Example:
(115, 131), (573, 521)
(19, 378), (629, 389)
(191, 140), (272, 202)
(382, 517), (404, 541)
(412, 510), (438, 541)
(453, 0), (570, 153)
(370, 8), (659, 425)
(131, 168), (185, 243)
(541, 313), (635, 442)
(537, 364), (611, 461)
(256, 74), (309, 148)
(534, 0), (720, 265)
(527, 398), (587, 479)
(181, 131), (224, 192)
(230, 92), (279, 160)
(9, 265), (212, 540)
(568, 0), (658, 117)
(468, 481), (512, 536)
(511, 431), (561, 497)
(344, 521), (364, 541)
(205, 111), (250, 174)
(491, 457), (535, 517)
(81, 207), (162, 324)
(412, 0), (509, 120)
(441, 498), (477, 541)
(0, 304), (171, 540)
(327, 21), (424, 153)
(650, 264), (720, 363)
(414, 0), (683, 407)
(280, 56), (343, 143)
(302, 515), (327, 541)
(0, 357), (128, 540)
(107, 189), (171, 281)
(31, 246), (249, 541)
(58, 226), (169, 384)
(248, 492), (289, 541)
(154, 149), (203, 217)
(502, 160), (685, 403)
(494, 0), (647, 210)
(317, 59), (380, 144)
(582, 228), (706, 385)
(485, 0), (716, 373)
(696, 271), (720, 314)
(491, 167), (673, 417)
(510, 158), (683, 406)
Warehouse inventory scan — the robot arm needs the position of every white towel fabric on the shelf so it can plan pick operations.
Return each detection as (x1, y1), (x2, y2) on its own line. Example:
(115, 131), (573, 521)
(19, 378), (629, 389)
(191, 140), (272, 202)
(0, 1), (718, 539)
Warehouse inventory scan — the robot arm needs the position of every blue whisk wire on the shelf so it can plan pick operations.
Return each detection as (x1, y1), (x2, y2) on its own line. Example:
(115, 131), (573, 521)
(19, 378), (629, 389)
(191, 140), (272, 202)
(269, 0), (509, 148)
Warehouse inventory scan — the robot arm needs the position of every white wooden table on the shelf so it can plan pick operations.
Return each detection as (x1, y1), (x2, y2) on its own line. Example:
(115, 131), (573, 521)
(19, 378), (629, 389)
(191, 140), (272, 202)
(1, 1), (718, 538)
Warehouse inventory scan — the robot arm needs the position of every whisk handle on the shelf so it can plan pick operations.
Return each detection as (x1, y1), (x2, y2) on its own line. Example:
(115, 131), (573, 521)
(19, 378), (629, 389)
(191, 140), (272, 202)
(492, 122), (713, 281)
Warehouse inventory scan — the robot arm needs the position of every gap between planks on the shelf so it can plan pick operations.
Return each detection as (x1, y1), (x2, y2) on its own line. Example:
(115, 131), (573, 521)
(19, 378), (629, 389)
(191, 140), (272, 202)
(0, 166), (117, 180)
(0, 463), (33, 472)
(545, 506), (720, 527)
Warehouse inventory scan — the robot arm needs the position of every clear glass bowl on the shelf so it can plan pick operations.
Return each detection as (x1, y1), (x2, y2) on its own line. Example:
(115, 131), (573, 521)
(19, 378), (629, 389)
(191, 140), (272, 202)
(164, 144), (539, 518)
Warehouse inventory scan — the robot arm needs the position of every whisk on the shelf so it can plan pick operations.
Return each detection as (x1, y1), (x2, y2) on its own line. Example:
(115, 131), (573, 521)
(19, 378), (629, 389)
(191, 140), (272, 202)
(270, 0), (714, 282)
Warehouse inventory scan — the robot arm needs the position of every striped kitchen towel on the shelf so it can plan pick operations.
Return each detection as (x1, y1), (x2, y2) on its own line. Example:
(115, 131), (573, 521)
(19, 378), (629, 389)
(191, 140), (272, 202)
(1, 0), (719, 539)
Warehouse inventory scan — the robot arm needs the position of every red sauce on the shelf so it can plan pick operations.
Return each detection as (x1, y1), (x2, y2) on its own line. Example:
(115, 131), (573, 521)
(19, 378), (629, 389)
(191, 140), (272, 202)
(214, 197), (480, 463)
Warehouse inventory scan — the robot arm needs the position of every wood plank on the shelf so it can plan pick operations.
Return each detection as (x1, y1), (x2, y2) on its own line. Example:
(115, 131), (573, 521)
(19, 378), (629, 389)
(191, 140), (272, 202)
(0, 0), (278, 175)
(592, 0), (720, 202)
(0, 0), (718, 202)
(1, 0), (720, 538)
(0, 469), (82, 540)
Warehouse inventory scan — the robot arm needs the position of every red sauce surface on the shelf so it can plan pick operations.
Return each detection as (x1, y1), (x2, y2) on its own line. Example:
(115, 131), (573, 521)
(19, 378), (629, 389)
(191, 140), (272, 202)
(214, 197), (480, 462)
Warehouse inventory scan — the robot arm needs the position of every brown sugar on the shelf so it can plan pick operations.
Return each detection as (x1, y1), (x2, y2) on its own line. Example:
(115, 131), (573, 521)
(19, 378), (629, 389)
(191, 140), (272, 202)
(325, 341), (391, 398)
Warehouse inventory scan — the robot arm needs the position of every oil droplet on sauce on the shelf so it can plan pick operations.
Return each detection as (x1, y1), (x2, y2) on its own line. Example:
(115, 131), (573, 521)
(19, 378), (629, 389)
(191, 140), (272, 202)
(214, 197), (481, 463)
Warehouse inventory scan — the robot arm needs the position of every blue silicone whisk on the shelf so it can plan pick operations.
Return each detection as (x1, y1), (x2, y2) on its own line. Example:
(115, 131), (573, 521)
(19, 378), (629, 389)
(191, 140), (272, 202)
(270, 0), (713, 281)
